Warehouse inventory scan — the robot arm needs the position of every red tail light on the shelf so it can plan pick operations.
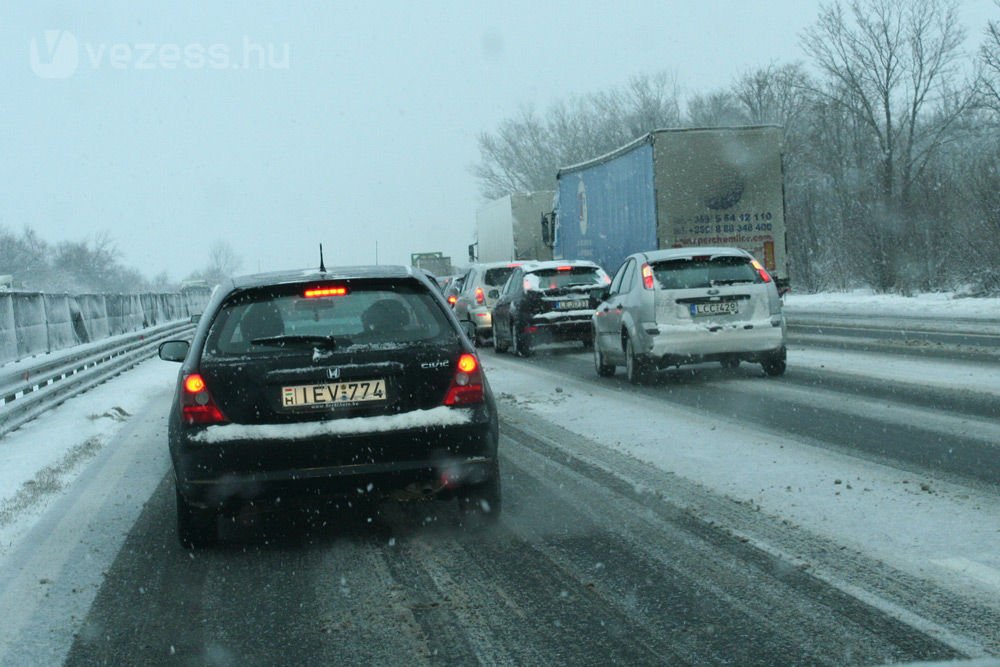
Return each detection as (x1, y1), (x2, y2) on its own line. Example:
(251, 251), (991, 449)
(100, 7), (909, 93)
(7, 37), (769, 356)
(181, 373), (228, 425)
(751, 259), (773, 283)
(447, 294), (458, 306)
(641, 263), (655, 289)
(475, 287), (485, 305)
(443, 353), (484, 406)
(557, 265), (573, 271)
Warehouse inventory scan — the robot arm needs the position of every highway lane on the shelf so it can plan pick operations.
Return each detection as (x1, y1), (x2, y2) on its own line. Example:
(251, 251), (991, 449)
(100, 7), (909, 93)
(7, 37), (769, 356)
(507, 343), (1000, 487)
(60, 416), (967, 667)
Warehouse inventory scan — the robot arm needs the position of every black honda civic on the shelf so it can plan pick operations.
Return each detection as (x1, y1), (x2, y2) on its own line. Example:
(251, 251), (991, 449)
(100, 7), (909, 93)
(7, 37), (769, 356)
(158, 265), (500, 547)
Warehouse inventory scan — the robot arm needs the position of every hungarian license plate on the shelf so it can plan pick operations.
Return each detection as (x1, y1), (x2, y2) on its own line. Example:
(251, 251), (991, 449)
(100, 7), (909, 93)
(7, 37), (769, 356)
(690, 301), (739, 317)
(282, 379), (387, 407)
(555, 299), (588, 310)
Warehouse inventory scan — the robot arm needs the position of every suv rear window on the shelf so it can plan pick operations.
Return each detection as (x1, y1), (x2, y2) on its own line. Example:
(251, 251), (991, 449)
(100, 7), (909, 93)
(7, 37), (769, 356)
(204, 280), (454, 357)
(652, 256), (761, 290)
(483, 267), (515, 287)
(524, 266), (608, 292)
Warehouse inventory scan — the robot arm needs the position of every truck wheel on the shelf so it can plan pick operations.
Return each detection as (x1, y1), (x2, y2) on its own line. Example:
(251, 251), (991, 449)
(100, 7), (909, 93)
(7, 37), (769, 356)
(625, 337), (652, 385)
(593, 333), (615, 377)
(176, 488), (216, 548)
(761, 347), (787, 377)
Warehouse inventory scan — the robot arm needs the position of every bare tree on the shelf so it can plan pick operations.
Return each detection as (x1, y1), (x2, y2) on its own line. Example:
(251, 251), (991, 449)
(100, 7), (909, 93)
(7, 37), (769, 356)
(472, 72), (682, 200)
(980, 1), (1000, 112)
(685, 90), (746, 126)
(801, 0), (972, 209)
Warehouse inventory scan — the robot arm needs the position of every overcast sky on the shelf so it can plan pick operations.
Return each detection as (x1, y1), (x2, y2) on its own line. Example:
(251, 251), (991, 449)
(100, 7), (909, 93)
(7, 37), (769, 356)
(1, 1), (996, 280)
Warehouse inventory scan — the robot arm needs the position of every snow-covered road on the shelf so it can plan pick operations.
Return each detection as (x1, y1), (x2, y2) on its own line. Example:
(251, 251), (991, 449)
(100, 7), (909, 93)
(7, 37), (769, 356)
(0, 293), (998, 664)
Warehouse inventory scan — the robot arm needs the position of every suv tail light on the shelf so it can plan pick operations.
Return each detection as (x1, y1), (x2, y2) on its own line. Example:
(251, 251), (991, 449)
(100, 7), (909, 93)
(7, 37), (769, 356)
(475, 287), (485, 305)
(443, 353), (484, 406)
(641, 263), (655, 289)
(181, 373), (228, 425)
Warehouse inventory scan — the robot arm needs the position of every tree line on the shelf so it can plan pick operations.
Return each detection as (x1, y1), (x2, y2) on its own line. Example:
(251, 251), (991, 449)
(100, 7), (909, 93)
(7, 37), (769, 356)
(0, 226), (243, 294)
(473, 0), (1000, 295)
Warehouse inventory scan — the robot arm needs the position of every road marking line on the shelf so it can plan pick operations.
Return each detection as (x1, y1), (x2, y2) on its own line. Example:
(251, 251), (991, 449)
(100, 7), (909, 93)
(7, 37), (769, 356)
(931, 557), (1000, 592)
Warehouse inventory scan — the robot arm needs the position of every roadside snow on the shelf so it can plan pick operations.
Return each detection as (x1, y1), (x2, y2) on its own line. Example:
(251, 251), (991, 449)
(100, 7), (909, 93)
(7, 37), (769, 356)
(0, 359), (177, 556)
(785, 290), (1000, 320)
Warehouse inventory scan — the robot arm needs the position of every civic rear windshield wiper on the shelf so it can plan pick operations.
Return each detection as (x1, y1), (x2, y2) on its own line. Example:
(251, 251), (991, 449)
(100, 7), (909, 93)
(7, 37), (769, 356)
(250, 334), (352, 349)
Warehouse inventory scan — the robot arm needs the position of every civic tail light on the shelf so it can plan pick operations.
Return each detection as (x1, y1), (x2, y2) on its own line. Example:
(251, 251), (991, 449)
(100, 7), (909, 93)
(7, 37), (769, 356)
(641, 263), (655, 289)
(181, 373), (228, 425)
(475, 287), (485, 305)
(751, 259), (773, 283)
(443, 353), (484, 406)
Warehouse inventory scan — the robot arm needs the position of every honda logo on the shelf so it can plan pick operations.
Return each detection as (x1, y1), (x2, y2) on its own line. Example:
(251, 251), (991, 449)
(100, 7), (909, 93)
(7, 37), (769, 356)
(325, 367), (341, 380)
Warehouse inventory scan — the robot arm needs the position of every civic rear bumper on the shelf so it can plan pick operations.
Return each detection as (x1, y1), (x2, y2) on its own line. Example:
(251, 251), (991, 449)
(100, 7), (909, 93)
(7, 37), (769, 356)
(170, 412), (497, 507)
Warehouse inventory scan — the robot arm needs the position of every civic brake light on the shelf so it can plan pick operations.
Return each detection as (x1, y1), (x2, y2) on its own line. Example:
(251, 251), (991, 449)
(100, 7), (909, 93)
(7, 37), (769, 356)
(443, 353), (484, 406)
(304, 286), (348, 298)
(751, 259), (772, 283)
(180, 373), (227, 425)
(475, 287), (485, 305)
(641, 263), (655, 289)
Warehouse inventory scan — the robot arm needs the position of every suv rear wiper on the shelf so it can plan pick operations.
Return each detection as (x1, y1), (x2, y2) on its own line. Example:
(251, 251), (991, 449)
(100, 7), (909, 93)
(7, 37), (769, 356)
(710, 279), (755, 286)
(250, 334), (352, 349)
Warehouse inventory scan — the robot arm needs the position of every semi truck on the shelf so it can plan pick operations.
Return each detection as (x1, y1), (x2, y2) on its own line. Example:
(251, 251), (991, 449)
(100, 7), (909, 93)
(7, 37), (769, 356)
(551, 125), (788, 290)
(474, 191), (554, 263)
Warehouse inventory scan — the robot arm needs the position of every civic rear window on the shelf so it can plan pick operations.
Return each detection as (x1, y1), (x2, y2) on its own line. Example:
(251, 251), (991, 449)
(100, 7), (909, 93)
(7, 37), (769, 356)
(203, 280), (455, 357)
(652, 256), (761, 290)
(524, 266), (609, 292)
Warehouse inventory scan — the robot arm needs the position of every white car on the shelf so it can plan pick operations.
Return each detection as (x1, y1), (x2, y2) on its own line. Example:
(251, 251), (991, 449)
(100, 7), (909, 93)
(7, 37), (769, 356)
(591, 247), (787, 383)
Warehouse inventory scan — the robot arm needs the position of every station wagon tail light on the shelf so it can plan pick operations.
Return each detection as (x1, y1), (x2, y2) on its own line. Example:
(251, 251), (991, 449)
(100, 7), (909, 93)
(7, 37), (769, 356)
(750, 259), (773, 283)
(475, 287), (485, 305)
(443, 353), (484, 406)
(181, 373), (227, 425)
(304, 286), (348, 298)
(641, 263), (655, 289)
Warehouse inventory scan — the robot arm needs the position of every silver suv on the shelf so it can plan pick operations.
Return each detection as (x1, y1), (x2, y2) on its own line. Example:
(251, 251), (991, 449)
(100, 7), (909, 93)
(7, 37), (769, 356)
(452, 261), (520, 345)
(592, 247), (786, 383)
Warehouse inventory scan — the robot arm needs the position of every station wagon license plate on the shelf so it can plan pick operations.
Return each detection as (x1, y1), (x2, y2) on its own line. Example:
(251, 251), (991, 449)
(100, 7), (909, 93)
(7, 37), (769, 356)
(555, 299), (589, 310)
(690, 301), (739, 317)
(282, 379), (387, 407)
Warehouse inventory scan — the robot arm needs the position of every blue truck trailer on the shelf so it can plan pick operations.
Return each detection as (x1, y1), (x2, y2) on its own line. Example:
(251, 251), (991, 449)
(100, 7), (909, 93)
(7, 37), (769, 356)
(552, 125), (788, 289)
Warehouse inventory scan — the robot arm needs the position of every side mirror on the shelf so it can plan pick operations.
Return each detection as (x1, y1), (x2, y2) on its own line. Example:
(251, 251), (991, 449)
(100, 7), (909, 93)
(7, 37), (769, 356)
(158, 340), (190, 362)
(487, 289), (500, 300)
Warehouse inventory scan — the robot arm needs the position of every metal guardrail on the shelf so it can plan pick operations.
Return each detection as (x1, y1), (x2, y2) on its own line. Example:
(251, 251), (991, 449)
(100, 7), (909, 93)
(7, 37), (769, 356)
(0, 320), (194, 438)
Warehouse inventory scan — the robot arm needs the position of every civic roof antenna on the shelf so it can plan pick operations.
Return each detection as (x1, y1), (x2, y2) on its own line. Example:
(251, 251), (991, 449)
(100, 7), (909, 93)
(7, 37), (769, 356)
(319, 243), (327, 273)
